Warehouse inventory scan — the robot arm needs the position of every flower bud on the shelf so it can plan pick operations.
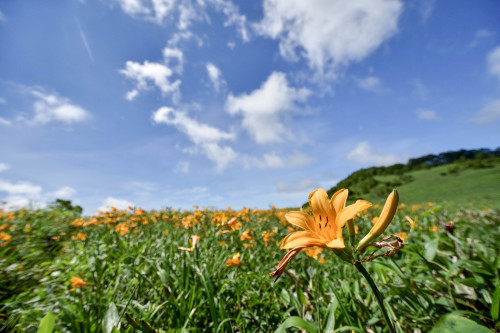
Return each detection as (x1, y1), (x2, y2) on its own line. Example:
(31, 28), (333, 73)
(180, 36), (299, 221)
(357, 190), (399, 251)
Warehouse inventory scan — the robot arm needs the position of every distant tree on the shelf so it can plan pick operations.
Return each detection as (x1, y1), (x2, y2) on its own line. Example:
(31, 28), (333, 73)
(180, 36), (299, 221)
(50, 199), (83, 215)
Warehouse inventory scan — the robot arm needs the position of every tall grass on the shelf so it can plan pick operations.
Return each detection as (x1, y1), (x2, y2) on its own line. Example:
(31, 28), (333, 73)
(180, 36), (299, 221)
(1, 203), (498, 332)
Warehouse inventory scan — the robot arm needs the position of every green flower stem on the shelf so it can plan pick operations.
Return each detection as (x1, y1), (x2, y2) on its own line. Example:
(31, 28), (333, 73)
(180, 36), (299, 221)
(354, 261), (396, 333)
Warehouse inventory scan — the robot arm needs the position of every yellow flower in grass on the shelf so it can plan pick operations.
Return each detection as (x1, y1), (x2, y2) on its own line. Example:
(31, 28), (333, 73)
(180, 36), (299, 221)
(270, 188), (372, 280)
(305, 246), (323, 260)
(240, 229), (252, 241)
(71, 233), (87, 241)
(70, 276), (91, 291)
(178, 235), (201, 251)
(396, 231), (408, 242)
(226, 252), (242, 267)
(0, 232), (12, 246)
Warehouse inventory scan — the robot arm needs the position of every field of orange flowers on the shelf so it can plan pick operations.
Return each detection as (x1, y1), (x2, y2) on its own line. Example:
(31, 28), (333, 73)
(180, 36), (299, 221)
(0, 198), (498, 332)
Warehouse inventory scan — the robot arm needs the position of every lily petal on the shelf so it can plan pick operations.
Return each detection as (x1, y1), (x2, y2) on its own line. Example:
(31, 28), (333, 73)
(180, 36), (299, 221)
(280, 231), (324, 249)
(325, 238), (345, 249)
(337, 200), (372, 227)
(309, 189), (336, 224)
(285, 211), (314, 231)
(331, 188), (348, 214)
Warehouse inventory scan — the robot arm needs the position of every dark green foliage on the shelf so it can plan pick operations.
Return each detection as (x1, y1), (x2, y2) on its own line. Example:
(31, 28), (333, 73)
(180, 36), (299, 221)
(303, 148), (500, 208)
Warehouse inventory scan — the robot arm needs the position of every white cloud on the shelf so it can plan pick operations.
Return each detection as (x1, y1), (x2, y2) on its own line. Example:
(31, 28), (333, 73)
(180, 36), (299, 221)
(0, 164), (8, 172)
(120, 60), (181, 101)
(355, 76), (388, 93)
(115, 0), (249, 41)
(0, 180), (43, 196)
(174, 160), (190, 173)
(487, 46), (500, 81)
(276, 179), (319, 193)
(50, 186), (76, 199)
(125, 89), (139, 101)
(416, 108), (439, 120)
(0, 179), (44, 210)
(206, 63), (226, 92)
(98, 197), (134, 212)
(152, 106), (236, 170)
(347, 141), (406, 166)
(0, 178), (79, 210)
(0, 10), (6, 23)
(163, 47), (184, 73)
(0, 97), (6, 104)
(472, 99), (500, 125)
(256, 0), (403, 73)
(0, 117), (11, 126)
(209, 0), (249, 42)
(30, 90), (90, 124)
(240, 151), (315, 169)
(225, 72), (310, 143)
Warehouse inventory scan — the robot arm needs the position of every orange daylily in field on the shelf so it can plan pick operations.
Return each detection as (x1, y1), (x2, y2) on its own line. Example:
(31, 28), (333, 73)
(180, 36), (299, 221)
(178, 235), (200, 251)
(70, 276), (91, 291)
(226, 252), (242, 267)
(271, 188), (371, 280)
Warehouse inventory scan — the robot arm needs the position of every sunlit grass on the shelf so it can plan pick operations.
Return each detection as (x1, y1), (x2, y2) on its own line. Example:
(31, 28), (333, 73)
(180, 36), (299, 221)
(0, 202), (498, 332)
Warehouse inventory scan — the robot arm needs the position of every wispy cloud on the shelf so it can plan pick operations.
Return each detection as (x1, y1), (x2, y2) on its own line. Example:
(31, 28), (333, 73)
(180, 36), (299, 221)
(355, 76), (389, 93)
(120, 60), (181, 102)
(276, 178), (319, 193)
(416, 108), (439, 120)
(469, 29), (494, 48)
(487, 46), (500, 82)
(413, 79), (429, 100)
(0, 118), (11, 126)
(29, 89), (90, 125)
(347, 141), (406, 166)
(0, 163), (9, 172)
(206, 63), (226, 93)
(152, 106), (236, 171)
(226, 72), (310, 144)
(174, 160), (190, 173)
(472, 99), (500, 125)
(115, 0), (249, 41)
(97, 197), (134, 212)
(243, 151), (315, 169)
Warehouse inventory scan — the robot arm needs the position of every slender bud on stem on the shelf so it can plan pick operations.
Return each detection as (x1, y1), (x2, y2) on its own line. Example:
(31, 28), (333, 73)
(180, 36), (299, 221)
(346, 219), (355, 246)
(357, 190), (399, 251)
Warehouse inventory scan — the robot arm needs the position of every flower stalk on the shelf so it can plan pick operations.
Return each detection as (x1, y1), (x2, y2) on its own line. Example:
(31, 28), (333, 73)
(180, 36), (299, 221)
(354, 261), (396, 333)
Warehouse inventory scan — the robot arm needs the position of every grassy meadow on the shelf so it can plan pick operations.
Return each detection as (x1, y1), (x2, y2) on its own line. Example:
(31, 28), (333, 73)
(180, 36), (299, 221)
(1, 196), (499, 332)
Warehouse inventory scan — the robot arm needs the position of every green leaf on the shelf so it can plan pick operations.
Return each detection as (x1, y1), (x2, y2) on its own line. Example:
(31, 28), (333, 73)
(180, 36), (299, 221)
(430, 314), (492, 333)
(323, 298), (338, 332)
(491, 283), (500, 321)
(102, 302), (120, 333)
(425, 238), (439, 261)
(274, 316), (319, 333)
(37, 312), (55, 333)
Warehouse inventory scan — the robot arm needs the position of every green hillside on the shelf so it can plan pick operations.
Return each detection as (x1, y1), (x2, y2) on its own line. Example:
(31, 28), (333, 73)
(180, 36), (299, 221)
(309, 148), (500, 208)
(369, 163), (499, 208)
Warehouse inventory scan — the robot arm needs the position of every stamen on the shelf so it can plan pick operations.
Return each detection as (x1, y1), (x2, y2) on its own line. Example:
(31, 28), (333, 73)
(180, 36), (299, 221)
(325, 216), (329, 228)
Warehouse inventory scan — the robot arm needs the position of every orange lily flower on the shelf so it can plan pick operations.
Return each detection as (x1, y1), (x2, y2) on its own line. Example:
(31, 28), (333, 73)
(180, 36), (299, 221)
(271, 188), (371, 280)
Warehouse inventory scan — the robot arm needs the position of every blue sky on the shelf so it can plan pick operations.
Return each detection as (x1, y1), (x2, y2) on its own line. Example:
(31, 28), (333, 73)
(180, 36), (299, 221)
(0, 0), (499, 213)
